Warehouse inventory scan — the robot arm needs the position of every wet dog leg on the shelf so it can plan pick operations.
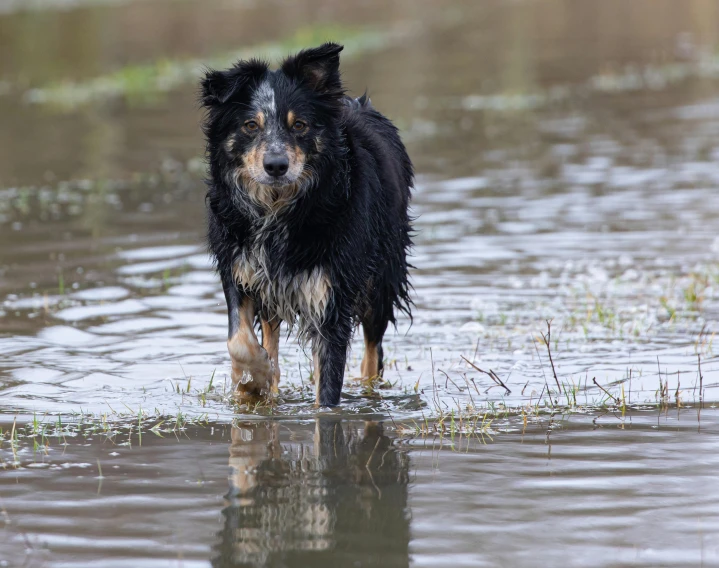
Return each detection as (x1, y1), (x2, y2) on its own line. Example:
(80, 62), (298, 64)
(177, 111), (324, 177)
(223, 277), (272, 397)
(261, 317), (281, 394)
(360, 333), (383, 382)
(312, 306), (352, 406)
(360, 309), (389, 382)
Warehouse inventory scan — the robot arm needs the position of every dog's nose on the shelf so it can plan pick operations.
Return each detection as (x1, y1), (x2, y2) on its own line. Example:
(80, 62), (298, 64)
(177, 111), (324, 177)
(263, 153), (289, 177)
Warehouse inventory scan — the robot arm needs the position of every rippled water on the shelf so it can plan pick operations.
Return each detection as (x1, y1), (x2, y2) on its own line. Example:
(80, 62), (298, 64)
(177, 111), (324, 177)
(3, 410), (719, 567)
(2, 0), (719, 565)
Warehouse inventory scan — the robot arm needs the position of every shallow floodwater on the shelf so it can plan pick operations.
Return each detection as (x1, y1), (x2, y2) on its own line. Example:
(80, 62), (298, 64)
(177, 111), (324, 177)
(3, 409), (719, 568)
(2, 0), (719, 565)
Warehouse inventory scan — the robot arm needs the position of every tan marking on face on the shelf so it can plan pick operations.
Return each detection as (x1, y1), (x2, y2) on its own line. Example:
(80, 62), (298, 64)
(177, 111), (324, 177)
(255, 112), (265, 129)
(239, 141), (269, 207)
(242, 140), (265, 178)
(261, 317), (281, 393)
(287, 110), (295, 127)
(234, 141), (309, 212)
(289, 145), (306, 175)
(227, 297), (272, 396)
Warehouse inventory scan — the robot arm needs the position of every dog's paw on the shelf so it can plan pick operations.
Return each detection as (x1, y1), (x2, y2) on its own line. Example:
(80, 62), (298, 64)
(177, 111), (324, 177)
(227, 337), (273, 395)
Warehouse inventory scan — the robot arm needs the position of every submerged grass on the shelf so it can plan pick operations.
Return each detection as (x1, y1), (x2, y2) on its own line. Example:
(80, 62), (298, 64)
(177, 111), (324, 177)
(1, 343), (714, 466)
(1, 292), (716, 464)
(0, 408), (213, 469)
(22, 24), (397, 110)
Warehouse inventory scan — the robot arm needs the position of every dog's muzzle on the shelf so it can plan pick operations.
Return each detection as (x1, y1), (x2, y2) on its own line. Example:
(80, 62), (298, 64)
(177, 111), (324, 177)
(263, 152), (289, 178)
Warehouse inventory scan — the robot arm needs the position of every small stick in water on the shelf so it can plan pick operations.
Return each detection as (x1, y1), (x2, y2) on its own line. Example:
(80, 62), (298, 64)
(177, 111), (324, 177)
(698, 353), (704, 405)
(592, 377), (620, 405)
(461, 355), (511, 395)
(541, 320), (562, 394)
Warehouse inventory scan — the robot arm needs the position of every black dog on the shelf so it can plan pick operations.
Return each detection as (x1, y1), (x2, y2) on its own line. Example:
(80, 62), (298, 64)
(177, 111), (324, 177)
(201, 43), (413, 406)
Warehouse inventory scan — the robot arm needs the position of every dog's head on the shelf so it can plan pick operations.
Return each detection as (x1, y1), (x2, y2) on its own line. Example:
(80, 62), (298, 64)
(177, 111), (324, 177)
(201, 43), (345, 211)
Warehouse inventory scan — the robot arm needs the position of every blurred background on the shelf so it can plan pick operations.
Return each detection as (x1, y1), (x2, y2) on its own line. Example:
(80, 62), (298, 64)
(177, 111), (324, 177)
(1, 0), (719, 415)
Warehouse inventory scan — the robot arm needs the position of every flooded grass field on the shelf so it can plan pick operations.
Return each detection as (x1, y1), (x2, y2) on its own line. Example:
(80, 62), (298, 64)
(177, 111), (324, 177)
(2, 0), (719, 565)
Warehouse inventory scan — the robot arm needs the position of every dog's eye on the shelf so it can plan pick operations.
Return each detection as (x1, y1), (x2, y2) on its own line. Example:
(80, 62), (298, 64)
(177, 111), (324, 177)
(292, 120), (307, 131)
(244, 120), (259, 131)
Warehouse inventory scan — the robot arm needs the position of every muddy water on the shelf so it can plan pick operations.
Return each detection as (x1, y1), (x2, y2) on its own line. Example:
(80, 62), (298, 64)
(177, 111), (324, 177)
(2, 0), (719, 565)
(3, 410), (719, 567)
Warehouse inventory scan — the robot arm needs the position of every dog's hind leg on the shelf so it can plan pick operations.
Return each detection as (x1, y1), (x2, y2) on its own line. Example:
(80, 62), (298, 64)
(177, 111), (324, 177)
(222, 277), (272, 397)
(261, 317), (281, 394)
(360, 304), (391, 382)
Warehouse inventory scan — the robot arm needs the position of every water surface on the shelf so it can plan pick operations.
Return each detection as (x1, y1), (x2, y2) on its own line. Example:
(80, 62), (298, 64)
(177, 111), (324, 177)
(2, 409), (719, 567)
(2, 0), (719, 565)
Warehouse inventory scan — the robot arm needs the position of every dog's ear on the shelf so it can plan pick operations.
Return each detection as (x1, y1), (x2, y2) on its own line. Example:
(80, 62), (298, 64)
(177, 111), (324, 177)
(282, 43), (344, 95)
(201, 59), (268, 107)
(201, 70), (236, 106)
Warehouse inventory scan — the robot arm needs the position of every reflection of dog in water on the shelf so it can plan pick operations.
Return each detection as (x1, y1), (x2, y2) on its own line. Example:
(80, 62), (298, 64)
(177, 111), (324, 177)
(201, 43), (414, 406)
(211, 419), (410, 567)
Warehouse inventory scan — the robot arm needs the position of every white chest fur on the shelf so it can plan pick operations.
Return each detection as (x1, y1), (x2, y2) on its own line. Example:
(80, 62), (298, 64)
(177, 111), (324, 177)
(232, 249), (331, 331)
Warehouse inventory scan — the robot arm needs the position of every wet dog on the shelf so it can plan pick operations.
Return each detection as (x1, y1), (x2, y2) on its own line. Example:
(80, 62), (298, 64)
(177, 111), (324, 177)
(201, 43), (413, 406)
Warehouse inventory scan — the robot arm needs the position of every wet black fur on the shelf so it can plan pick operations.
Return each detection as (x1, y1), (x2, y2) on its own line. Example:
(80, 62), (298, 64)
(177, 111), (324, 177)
(201, 43), (413, 405)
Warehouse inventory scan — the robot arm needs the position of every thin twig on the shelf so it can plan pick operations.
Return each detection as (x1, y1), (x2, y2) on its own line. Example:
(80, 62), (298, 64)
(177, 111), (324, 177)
(592, 377), (620, 405)
(540, 320), (562, 394)
(430, 347), (440, 409)
(365, 436), (382, 468)
(461, 355), (511, 394)
(461, 373), (476, 407)
(471, 336), (480, 363)
(365, 463), (382, 499)
(698, 354), (704, 405)
(439, 369), (463, 392)
(537, 383), (547, 407)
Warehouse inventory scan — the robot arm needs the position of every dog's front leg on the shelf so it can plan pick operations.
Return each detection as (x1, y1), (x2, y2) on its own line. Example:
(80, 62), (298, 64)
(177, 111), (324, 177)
(311, 309), (352, 406)
(260, 317), (281, 394)
(222, 276), (272, 397)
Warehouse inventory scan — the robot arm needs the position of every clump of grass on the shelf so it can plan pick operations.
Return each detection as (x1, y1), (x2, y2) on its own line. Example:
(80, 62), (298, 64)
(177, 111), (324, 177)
(0, 409), (213, 469)
(398, 314), (716, 446)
